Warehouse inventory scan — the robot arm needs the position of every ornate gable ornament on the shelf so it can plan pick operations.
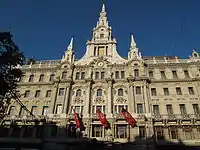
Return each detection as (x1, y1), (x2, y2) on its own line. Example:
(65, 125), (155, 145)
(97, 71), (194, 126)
(115, 97), (127, 104)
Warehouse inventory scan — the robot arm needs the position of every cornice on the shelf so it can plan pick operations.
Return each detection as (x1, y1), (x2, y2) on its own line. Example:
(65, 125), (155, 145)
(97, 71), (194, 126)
(150, 78), (197, 83)
(18, 81), (55, 86)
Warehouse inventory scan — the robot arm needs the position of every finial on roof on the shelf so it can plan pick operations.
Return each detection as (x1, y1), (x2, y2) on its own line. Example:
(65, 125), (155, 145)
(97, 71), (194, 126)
(102, 4), (105, 12)
(67, 37), (73, 51)
(130, 34), (136, 48)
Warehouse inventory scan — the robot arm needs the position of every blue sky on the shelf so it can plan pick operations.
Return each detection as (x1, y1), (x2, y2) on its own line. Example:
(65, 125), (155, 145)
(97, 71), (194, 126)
(0, 0), (200, 60)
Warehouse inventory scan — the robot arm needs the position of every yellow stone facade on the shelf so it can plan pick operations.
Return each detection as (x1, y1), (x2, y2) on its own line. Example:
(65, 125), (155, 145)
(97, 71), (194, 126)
(2, 4), (200, 147)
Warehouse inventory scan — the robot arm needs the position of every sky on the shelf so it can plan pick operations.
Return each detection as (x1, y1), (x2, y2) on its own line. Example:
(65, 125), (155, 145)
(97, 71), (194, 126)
(0, 0), (200, 60)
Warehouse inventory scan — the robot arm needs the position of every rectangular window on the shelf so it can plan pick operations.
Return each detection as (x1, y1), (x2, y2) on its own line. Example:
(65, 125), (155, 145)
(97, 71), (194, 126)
(151, 88), (157, 96)
(56, 104), (62, 114)
(121, 71), (125, 79)
(75, 72), (80, 80)
(35, 90), (41, 97)
(139, 126), (146, 138)
(58, 88), (65, 96)
(155, 126), (164, 139)
(166, 104), (173, 115)
(101, 72), (105, 79)
(49, 74), (54, 81)
(163, 88), (169, 95)
(149, 71), (154, 78)
(136, 86), (141, 94)
(24, 90), (30, 98)
(134, 69), (139, 78)
(31, 106), (37, 115)
(172, 70), (178, 78)
(179, 104), (187, 115)
(193, 104), (200, 115)
(176, 87), (182, 95)
(62, 72), (67, 79)
(153, 105), (160, 115)
(160, 71), (166, 79)
(75, 106), (81, 114)
(137, 104), (143, 114)
(183, 127), (194, 140)
(42, 106), (49, 116)
(169, 127), (178, 139)
(8, 106), (15, 116)
(116, 125), (127, 138)
(29, 75), (34, 82)
(46, 90), (52, 97)
(98, 47), (104, 56)
(115, 71), (119, 79)
(92, 125), (103, 137)
(188, 87), (195, 95)
(184, 70), (190, 78)
(95, 72), (99, 79)
(39, 74), (44, 82)
(81, 72), (85, 80)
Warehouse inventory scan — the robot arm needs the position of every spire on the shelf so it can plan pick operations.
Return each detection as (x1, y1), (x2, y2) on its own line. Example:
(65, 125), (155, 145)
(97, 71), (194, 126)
(67, 37), (73, 52)
(97, 4), (108, 27)
(102, 4), (105, 13)
(130, 34), (136, 49)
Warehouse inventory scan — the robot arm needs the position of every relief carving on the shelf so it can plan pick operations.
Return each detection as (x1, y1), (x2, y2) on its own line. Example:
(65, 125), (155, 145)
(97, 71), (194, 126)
(93, 97), (105, 104)
(73, 97), (84, 104)
(115, 97), (127, 103)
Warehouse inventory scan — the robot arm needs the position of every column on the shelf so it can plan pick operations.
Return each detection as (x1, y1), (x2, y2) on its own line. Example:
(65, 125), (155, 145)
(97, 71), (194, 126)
(143, 84), (150, 113)
(107, 79), (113, 118)
(63, 84), (71, 114)
(84, 80), (92, 117)
(49, 82), (59, 114)
(128, 79), (135, 114)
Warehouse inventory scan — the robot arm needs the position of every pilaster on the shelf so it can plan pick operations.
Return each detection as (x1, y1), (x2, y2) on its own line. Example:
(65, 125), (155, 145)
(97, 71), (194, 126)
(106, 78), (113, 118)
(49, 82), (59, 114)
(128, 78), (135, 114)
(84, 79), (92, 118)
(63, 81), (72, 114)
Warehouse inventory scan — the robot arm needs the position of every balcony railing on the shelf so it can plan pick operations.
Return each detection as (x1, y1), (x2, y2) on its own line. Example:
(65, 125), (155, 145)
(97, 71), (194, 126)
(152, 114), (200, 120)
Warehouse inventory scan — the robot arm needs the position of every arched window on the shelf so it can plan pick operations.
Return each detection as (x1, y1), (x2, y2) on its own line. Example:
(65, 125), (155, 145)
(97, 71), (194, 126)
(118, 88), (123, 96)
(76, 89), (81, 97)
(97, 89), (102, 96)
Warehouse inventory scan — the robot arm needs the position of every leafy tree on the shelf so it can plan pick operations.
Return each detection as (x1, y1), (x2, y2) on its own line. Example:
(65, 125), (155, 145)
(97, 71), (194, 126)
(0, 32), (25, 119)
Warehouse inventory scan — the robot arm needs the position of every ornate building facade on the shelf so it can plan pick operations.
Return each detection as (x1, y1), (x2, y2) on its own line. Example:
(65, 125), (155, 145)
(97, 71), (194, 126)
(1, 4), (200, 148)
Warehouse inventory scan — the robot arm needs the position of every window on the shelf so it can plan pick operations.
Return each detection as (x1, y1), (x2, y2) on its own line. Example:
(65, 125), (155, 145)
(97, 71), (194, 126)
(93, 105), (105, 114)
(101, 72), (105, 79)
(151, 88), (157, 96)
(98, 47), (104, 56)
(74, 106), (81, 114)
(139, 126), (146, 138)
(149, 71), (154, 78)
(188, 87), (195, 95)
(193, 104), (200, 115)
(62, 72), (67, 79)
(163, 88), (169, 95)
(100, 34), (104, 38)
(116, 125), (127, 138)
(176, 87), (182, 95)
(137, 104), (143, 114)
(49, 74), (54, 81)
(184, 70), (190, 78)
(58, 88), (65, 96)
(160, 71), (166, 79)
(134, 69), (139, 78)
(106, 46), (108, 55)
(81, 72), (85, 79)
(183, 127), (194, 140)
(155, 126), (164, 139)
(39, 74), (44, 82)
(29, 75), (34, 82)
(153, 105), (160, 115)
(19, 106), (25, 117)
(46, 90), (52, 97)
(169, 126), (178, 139)
(118, 89), (123, 96)
(94, 47), (96, 56)
(114, 105), (128, 114)
(115, 71), (119, 79)
(42, 106), (49, 116)
(172, 71), (178, 78)
(8, 106), (15, 116)
(75, 72), (80, 80)
(179, 104), (187, 115)
(19, 75), (25, 82)
(24, 90), (30, 98)
(166, 104), (173, 115)
(56, 104), (62, 114)
(136, 86), (141, 94)
(35, 90), (41, 98)
(31, 106), (37, 115)
(97, 89), (102, 96)
(121, 71), (125, 78)
(76, 89), (81, 97)
(92, 125), (103, 137)
(95, 72), (99, 79)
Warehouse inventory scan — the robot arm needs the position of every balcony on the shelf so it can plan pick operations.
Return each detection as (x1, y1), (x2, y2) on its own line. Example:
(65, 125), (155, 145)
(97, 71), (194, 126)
(152, 114), (200, 121)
